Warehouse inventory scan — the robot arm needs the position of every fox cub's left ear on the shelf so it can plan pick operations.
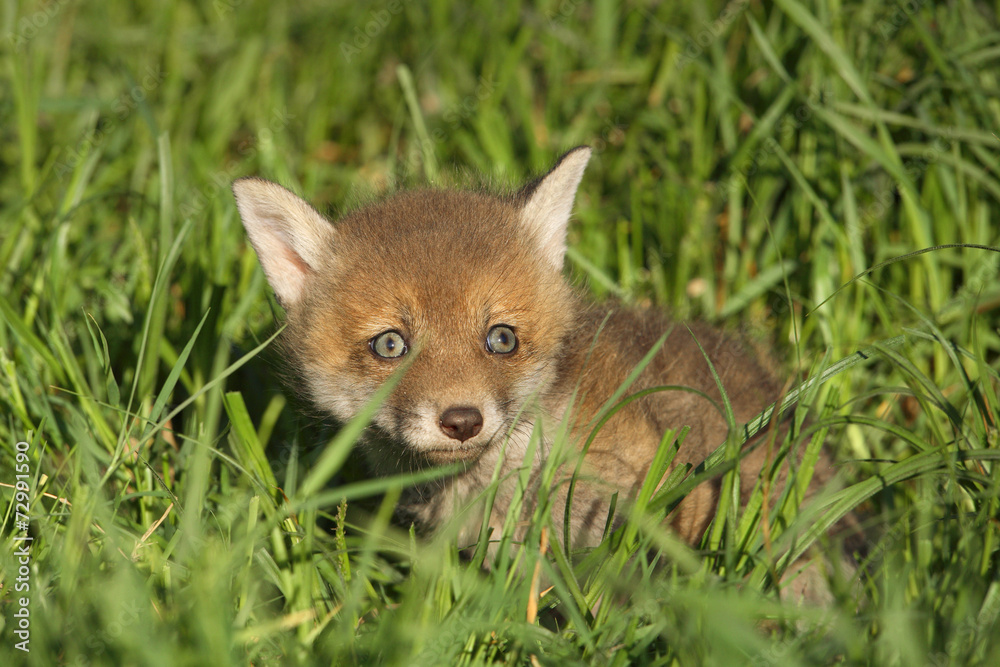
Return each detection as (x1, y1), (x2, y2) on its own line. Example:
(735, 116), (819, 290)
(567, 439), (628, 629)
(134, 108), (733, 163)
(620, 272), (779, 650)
(519, 146), (591, 272)
(231, 178), (335, 308)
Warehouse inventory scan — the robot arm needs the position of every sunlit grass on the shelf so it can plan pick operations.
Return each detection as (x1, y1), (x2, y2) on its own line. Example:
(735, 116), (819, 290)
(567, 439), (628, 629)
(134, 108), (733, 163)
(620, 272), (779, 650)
(1, 0), (998, 664)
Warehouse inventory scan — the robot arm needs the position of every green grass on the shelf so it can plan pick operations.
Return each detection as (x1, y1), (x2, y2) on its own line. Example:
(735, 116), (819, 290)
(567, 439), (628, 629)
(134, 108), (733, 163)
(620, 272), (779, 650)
(2, 0), (999, 664)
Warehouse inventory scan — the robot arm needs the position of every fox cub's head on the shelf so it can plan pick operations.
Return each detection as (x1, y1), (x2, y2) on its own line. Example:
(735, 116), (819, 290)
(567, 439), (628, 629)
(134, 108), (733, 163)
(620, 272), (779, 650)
(233, 147), (590, 465)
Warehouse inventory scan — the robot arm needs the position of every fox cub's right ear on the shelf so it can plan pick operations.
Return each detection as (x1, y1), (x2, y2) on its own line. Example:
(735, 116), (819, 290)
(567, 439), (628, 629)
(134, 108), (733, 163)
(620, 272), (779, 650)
(231, 177), (335, 308)
(519, 146), (591, 272)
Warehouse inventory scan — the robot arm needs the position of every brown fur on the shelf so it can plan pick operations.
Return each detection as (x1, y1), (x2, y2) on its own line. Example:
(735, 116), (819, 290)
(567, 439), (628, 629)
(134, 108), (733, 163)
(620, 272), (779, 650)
(232, 148), (853, 601)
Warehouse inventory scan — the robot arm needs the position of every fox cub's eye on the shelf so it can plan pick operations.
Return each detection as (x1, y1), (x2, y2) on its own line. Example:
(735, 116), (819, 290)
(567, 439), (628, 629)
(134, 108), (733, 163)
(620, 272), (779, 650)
(486, 325), (517, 354)
(370, 330), (408, 359)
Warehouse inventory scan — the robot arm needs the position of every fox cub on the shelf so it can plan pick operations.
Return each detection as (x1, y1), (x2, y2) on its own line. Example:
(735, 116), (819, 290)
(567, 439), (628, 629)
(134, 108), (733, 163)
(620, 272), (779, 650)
(233, 148), (846, 593)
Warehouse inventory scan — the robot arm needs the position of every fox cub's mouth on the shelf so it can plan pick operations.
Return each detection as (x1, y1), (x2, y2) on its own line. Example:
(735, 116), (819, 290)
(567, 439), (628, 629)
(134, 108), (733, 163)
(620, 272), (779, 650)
(420, 443), (489, 465)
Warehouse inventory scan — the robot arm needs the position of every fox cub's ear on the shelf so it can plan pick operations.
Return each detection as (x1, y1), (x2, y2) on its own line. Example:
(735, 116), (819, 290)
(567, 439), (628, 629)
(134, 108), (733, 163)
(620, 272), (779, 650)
(519, 146), (591, 271)
(231, 178), (335, 308)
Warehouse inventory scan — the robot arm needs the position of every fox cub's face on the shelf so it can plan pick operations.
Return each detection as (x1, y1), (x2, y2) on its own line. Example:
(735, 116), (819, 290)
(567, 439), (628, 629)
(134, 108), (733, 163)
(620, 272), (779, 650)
(233, 148), (591, 464)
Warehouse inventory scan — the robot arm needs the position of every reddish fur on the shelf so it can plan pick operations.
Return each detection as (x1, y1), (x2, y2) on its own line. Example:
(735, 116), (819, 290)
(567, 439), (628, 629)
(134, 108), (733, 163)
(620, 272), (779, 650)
(233, 152), (856, 604)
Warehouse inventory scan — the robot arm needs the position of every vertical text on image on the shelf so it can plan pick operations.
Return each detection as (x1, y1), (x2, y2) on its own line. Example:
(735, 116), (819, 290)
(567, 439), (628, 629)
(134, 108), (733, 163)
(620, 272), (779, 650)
(12, 440), (33, 653)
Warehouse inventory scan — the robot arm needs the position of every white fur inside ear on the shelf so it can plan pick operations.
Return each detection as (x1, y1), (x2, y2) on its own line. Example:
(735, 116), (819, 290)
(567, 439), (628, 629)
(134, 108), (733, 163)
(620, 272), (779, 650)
(232, 177), (335, 307)
(519, 146), (591, 271)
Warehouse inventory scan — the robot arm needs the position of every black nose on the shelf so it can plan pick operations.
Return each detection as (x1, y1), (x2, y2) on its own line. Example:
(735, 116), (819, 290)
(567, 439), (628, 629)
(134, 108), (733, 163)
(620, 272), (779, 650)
(438, 406), (484, 442)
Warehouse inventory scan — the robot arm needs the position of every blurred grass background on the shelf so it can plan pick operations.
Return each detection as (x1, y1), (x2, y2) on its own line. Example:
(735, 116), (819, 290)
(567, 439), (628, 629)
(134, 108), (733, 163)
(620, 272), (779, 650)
(1, 0), (999, 664)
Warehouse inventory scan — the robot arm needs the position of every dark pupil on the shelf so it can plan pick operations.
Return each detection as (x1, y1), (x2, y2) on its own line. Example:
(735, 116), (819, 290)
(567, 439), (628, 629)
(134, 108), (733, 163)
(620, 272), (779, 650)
(384, 337), (397, 352)
(496, 331), (508, 346)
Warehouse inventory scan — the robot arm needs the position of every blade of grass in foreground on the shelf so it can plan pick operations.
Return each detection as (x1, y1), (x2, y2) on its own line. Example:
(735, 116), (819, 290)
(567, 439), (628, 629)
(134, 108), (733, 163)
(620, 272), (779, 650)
(224, 390), (279, 491)
(767, 447), (1000, 575)
(645, 335), (906, 522)
(294, 351), (436, 502)
(740, 334), (907, 444)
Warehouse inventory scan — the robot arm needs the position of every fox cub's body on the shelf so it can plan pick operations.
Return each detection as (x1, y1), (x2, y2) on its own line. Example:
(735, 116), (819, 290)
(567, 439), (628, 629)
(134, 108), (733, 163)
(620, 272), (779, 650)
(233, 148), (835, 559)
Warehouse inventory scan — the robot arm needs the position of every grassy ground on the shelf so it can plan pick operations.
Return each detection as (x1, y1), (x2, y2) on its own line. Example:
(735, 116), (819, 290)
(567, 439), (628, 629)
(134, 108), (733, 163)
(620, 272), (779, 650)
(2, 0), (999, 664)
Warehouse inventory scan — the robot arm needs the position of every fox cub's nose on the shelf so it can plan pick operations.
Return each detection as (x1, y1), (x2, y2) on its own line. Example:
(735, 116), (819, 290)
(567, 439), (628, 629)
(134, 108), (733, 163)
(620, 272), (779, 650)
(439, 406), (484, 442)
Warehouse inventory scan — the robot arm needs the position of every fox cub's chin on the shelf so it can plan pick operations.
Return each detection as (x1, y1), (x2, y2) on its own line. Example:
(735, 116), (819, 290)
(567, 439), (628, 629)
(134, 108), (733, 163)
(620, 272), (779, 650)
(234, 147), (856, 604)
